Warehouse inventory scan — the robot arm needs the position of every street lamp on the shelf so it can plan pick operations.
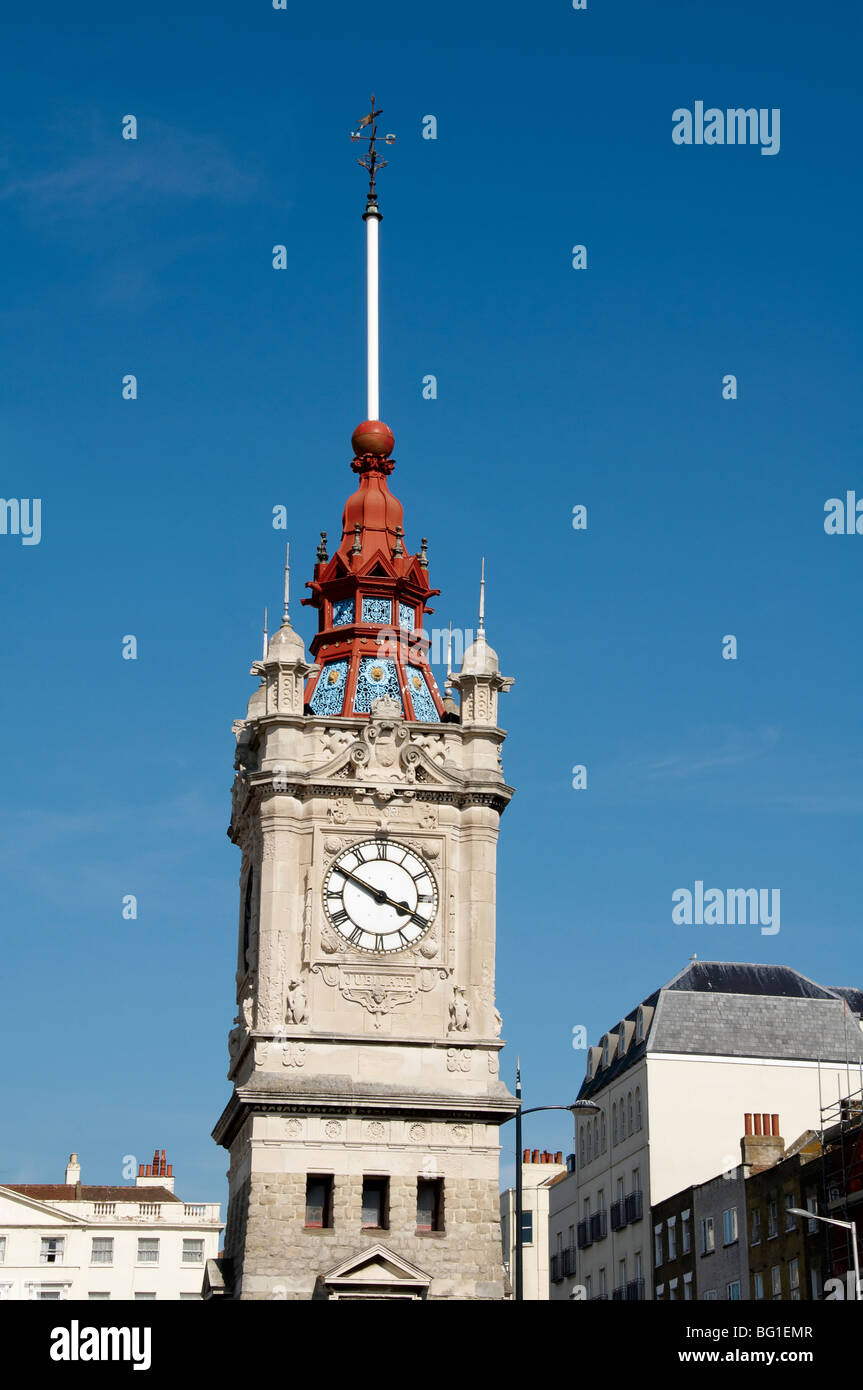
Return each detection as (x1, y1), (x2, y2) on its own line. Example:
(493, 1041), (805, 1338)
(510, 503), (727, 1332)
(788, 1207), (861, 1300)
(502, 1062), (601, 1301)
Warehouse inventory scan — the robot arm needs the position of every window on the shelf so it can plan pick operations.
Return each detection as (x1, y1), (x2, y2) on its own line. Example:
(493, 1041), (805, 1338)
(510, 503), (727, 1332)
(656, 1283), (665, 1299)
(784, 1194), (796, 1231)
(612, 1105), (618, 1146)
(618, 1258), (626, 1292)
(40, 1238), (64, 1266)
(635, 1087), (643, 1131)
(767, 1199), (778, 1238)
(602, 1036), (612, 1067)
(0, 1237), (5, 1264)
(597, 1188), (605, 1215)
(634, 1251), (643, 1282)
(417, 1178), (444, 1233)
(586, 1126), (592, 1162)
(584, 1274), (592, 1299)
(88, 1293), (110, 1300)
(600, 1113), (607, 1153)
(806, 1196), (818, 1233)
(182, 1239), (204, 1265)
(90, 1237), (113, 1266)
(579, 1130), (585, 1166)
(668, 1217), (677, 1261)
(722, 1208), (738, 1245)
(627, 1092), (634, 1134)
(683, 1273), (693, 1300)
(361, 1177), (389, 1230)
(305, 1175), (334, 1229)
(36, 1285), (66, 1299)
(753, 1271), (764, 1300)
(134, 1292), (156, 1300)
(727, 1280), (741, 1300)
(599, 1267), (607, 1299)
(654, 1225), (663, 1267)
(701, 1217), (715, 1254)
(180, 1293), (201, 1300)
(521, 1210), (534, 1245)
(669, 1277), (678, 1300)
(137, 1238), (159, 1266)
(592, 1117), (599, 1156)
(789, 1258), (800, 1301)
(616, 1176), (625, 1204)
(771, 1265), (782, 1298)
(750, 1207), (761, 1244)
(583, 1197), (591, 1222)
(632, 1167), (641, 1194)
(704, 1289), (717, 1300)
(681, 1210), (691, 1254)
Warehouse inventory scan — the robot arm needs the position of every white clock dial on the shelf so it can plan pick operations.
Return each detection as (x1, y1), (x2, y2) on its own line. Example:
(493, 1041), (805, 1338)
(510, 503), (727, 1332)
(323, 838), (438, 954)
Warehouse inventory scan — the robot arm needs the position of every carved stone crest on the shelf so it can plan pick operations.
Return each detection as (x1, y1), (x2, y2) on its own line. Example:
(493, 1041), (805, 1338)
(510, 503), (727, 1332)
(446, 1047), (472, 1073)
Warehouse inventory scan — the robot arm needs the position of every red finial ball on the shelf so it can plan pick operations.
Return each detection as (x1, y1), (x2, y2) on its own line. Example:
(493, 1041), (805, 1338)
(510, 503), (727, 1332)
(352, 420), (394, 458)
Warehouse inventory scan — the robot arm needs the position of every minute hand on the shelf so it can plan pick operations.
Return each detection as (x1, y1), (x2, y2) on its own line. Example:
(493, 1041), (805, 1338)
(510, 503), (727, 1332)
(337, 866), (415, 917)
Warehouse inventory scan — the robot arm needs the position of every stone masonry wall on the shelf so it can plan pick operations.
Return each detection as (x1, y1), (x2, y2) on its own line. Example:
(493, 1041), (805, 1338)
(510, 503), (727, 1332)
(233, 1171), (506, 1300)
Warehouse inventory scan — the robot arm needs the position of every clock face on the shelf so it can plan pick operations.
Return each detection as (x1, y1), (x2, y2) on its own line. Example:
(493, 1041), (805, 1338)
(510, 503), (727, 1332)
(323, 839), (438, 954)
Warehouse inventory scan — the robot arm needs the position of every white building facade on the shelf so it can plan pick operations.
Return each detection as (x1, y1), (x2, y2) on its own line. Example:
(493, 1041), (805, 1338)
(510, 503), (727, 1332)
(0, 1150), (222, 1300)
(549, 961), (863, 1301)
(500, 1149), (565, 1299)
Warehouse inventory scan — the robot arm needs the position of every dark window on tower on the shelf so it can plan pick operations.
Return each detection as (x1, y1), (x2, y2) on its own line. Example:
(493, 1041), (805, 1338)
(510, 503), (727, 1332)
(304, 1175), (334, 1229)
(521, 1211), (534, 1246)
(242, 868), (254, 971)
(416, 1178), (445, 1233)
(361, 1177), (390, 1230)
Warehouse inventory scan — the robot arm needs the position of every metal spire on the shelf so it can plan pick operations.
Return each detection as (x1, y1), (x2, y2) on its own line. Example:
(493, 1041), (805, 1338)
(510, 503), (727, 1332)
(351, 97), (396, 422)
(282, 543), (290, 625)
(478, 557), (486, 636)
(262, 607), (268, 660)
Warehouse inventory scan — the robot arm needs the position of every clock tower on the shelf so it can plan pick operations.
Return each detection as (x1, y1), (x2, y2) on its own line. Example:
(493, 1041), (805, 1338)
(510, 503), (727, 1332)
(210, 101), (517, 1302)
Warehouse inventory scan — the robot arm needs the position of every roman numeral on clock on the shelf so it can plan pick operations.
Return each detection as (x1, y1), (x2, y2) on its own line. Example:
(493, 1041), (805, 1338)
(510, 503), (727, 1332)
(330, 907), (349, 926)
(348, 926), (364, 945)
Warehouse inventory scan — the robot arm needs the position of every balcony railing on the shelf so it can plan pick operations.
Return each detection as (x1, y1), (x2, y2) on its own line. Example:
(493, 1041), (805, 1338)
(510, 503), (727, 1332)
(590, 1211), (608, 1243)
(576, 1220), (592, 1250)
(626, 1278), (646, 1302)
(612, 1286), (626, 1301)
(611, 1191), (643, 1232)
(625, 1191), (644, 1224)
(551, 1246), (578, 1284)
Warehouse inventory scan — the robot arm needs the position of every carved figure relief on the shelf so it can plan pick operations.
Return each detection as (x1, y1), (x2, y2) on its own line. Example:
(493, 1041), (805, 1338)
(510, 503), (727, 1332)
(285, 978), (309, 1025)
(448, 985), (470, 1032)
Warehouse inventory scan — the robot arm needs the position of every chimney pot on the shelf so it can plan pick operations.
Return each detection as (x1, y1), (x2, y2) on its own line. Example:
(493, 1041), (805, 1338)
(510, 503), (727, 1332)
(744, 1113), (753, 1135)
(555, 1151), (563, 1164)
(531, 1148), (540, 1164)
(754, 1114), (762, 1136)
(523, 1148), (530, 1164)
(771, 1114), (780, 1137)
(167, 1164), (173, 1177)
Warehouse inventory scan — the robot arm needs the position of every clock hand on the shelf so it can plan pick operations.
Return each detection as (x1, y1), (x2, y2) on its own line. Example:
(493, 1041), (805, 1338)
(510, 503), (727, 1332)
(335, 866), (414, 918)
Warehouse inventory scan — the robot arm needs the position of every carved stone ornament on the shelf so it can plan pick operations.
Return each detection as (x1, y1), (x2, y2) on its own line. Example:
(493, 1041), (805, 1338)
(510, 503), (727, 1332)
(312, 963), (447, 1029)
(281, 1042), (306, 1068)
(409, 1124), (427, 1142)
(324, 1120), (343, 1139)
(450, 1124), (470, 1142)
(327, 800), (349, 825)
(366, 1121), (386, 1140)
(488, 1051), (500, 1074)
(286, 1119), (303, 1137)
(446, 1048), (472, 1073)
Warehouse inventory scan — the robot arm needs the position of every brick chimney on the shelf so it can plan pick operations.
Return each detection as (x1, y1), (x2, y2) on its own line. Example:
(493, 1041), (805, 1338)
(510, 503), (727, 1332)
(65, 1153), (81, 1185)
(740, 1113), (784, 1172)
(134, 1144), (176, 1193)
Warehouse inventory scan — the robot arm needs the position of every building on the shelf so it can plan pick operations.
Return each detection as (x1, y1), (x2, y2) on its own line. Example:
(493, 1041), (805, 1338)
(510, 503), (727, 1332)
(652, 1184), (695, 1302)
(0, 1149), (222, 1301)
(691, 1164), (749, 1302)
(500, 1149), (565, 1299)
(746, 1125), (822, 1301)
(548, 959), (863, 1299)
(208, 105), (517, 1302)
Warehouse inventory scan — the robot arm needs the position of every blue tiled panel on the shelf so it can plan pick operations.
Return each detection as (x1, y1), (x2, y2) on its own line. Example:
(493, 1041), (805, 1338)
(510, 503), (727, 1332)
(406, 667), (441, 722)
(398, 602), (415, 630)
(332, 599), (354, 627)
(361, 597), (392, 625)
(309, 659), (349, 716)
(353, 657), (403, 713)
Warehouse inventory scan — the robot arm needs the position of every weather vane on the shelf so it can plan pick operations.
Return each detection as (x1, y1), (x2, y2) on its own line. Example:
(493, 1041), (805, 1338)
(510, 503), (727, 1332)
(351, 95), (396, 205)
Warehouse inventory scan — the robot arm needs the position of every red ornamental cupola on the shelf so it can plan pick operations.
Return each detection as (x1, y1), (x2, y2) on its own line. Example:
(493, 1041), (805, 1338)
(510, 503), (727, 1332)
(302, 421), (445, 722)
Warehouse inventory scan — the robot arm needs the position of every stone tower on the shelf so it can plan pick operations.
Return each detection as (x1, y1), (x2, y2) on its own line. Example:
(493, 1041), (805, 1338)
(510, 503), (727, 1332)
(210, 107), (517, 1301)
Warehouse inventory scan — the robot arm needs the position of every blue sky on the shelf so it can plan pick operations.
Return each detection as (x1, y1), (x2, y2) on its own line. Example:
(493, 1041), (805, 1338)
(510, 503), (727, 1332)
(1, 0), (861, 1203)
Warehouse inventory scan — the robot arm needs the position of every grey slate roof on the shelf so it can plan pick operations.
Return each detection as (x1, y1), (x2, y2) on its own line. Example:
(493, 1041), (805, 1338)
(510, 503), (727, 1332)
(578, 961), (863, 1100)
